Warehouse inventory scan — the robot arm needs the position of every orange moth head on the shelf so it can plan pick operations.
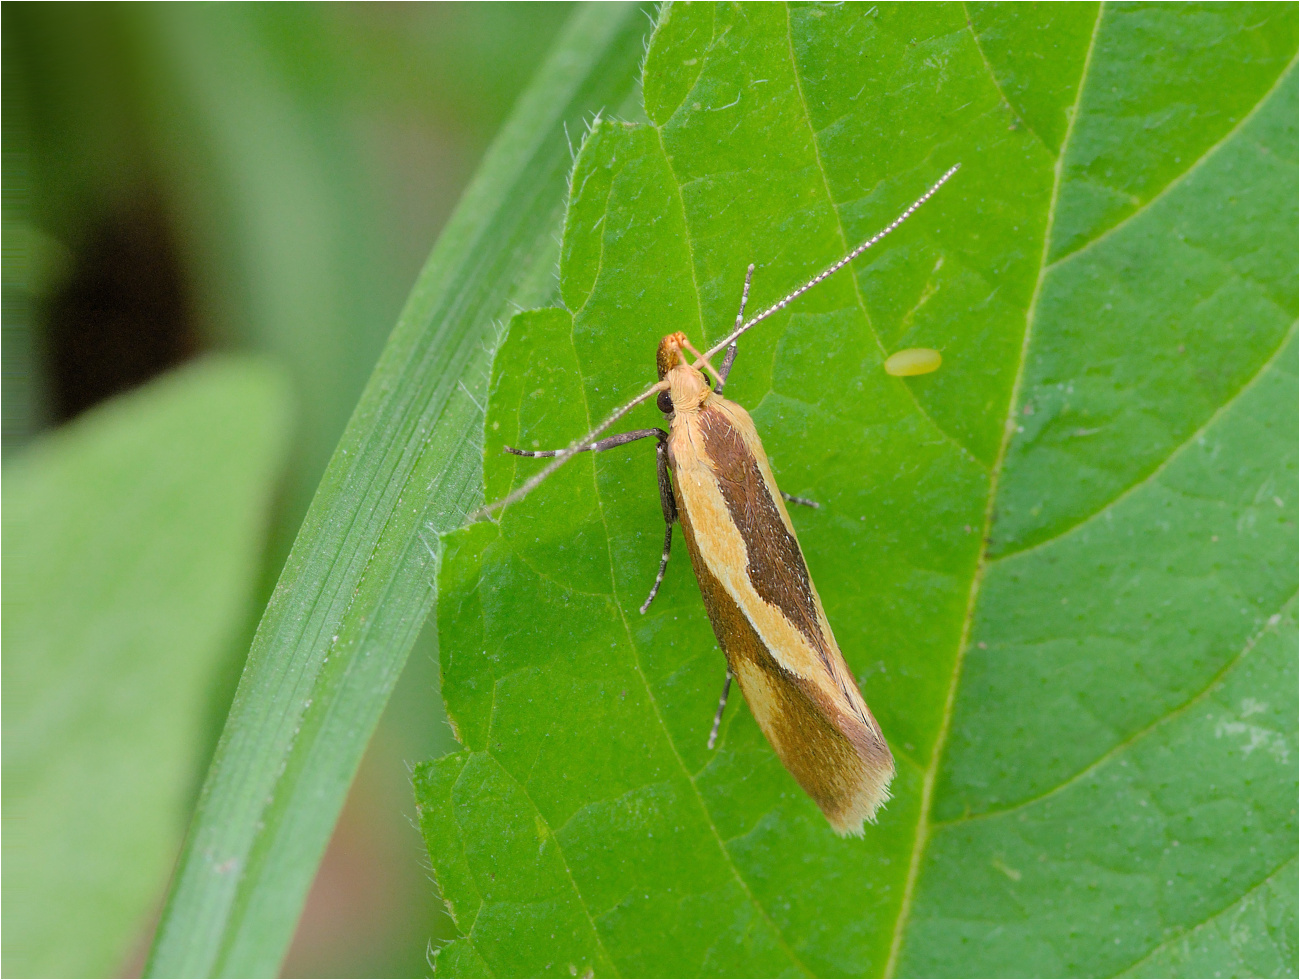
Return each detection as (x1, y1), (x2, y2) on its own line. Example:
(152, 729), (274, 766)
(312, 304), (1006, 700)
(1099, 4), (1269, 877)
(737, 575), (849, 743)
(655, 331), (689, 380)
(655, 332), (713, 416)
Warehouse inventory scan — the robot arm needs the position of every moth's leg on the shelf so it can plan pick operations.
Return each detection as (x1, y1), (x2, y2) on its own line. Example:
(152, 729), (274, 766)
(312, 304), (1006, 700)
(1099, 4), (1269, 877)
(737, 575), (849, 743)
(505, 427), (674, 612)
(504, 428), (663, 457)
(639, 432), (677, 614)
(706, 666), (734, 749)
(782, 490), (820, 509)
(639, 524), (673, 615)
(715, 263), (754, 394)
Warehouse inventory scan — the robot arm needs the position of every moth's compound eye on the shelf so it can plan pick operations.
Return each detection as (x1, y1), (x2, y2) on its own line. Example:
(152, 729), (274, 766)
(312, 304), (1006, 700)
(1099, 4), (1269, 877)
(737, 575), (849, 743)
(657, 390), (674, 414)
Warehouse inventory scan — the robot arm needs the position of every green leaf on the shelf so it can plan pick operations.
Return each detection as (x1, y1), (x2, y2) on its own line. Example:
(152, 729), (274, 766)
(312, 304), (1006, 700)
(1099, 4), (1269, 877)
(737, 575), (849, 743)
(418, 3), (1298, 976)
(2, 357), (291, 977)
(145, 6), (653, 976)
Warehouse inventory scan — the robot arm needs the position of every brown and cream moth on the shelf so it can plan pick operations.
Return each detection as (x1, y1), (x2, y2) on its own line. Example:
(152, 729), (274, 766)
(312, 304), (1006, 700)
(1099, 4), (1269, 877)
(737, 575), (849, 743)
(656, 331), (894, 833)
(489, 165), (959, 835)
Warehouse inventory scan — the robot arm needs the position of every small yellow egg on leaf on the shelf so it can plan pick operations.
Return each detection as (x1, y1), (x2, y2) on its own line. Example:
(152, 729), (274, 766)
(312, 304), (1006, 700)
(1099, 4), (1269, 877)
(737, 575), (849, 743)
(884, 348), (942, 376)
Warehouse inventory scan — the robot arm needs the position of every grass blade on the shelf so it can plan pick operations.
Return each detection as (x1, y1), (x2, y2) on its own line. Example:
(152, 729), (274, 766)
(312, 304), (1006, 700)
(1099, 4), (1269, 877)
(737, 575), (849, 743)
(146, 6), (651, 975)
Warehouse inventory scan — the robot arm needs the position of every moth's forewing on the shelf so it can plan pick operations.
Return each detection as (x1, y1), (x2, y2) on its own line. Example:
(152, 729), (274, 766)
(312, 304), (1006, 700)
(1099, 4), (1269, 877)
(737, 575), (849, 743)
(667, 395), (894, 834)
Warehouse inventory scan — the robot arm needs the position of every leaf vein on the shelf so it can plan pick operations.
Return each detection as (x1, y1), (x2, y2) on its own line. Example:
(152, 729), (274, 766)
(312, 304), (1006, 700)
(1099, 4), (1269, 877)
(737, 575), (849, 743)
(782, 3), (980, 466)
(570, 314), (810, 976)
(1109, 856), (1299, 978)
(960, 1), (1051, 152)
(574, 154), (621, 319)
(482, 753), (621, 976)
(991, 319), (1298, 564)
(651, 126), (707, 339)
(932, 589), (1296, 830)
(445, 760), (490, 966)
(1045, 55), (1299, 271)
(503, 540), (616, 601)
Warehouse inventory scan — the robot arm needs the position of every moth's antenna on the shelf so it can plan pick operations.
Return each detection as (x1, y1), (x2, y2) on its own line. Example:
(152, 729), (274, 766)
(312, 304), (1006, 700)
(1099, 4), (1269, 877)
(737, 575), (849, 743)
(474, 164), (960, 522)
(473, 379), (668, 520)
(679, 338), (723, 386)
(702, 163), (960, 363)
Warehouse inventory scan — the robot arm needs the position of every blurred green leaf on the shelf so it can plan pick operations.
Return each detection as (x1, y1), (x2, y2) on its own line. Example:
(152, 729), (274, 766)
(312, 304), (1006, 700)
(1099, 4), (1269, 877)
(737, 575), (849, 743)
(145, 5), (652, 976)
(417, 3), (1297, 976)
(2, 356), (291, 977)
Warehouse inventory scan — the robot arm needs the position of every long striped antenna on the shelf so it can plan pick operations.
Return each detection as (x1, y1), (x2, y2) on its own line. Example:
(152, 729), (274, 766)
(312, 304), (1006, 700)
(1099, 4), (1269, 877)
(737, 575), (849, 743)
(475, 164), (960, 521)
(474, 379), (667, 519)
(702, 163), (960, 363)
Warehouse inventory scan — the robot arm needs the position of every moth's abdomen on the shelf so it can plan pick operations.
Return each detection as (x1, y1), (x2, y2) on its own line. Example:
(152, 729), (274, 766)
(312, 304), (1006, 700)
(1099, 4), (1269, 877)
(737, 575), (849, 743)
(669, 398), (894, 834)
(675, 491), (893, 834)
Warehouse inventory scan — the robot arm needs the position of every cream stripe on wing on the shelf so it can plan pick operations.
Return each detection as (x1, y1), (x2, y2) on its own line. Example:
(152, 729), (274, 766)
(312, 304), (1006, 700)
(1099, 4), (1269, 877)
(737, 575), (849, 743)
(671, 412), (834, 685)
(710, 398), (872, 717)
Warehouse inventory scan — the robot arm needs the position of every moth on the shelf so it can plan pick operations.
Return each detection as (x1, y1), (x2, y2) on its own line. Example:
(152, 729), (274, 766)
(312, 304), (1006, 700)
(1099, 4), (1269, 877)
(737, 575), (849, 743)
(488, 165), (959, 835)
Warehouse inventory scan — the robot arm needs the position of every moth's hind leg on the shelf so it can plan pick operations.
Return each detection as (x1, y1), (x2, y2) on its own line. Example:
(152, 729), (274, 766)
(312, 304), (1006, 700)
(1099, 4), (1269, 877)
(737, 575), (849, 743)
(782, 490), (820, 509)
(639, 432), (676, 614)
(707, 667), (734, 749)
(715, 263), (754, 394)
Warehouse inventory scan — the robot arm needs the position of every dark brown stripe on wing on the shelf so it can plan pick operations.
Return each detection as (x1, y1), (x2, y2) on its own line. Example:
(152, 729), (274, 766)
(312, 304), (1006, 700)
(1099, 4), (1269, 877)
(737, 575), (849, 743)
(675, 496), (892, 827)
(697, 406), (823, 652)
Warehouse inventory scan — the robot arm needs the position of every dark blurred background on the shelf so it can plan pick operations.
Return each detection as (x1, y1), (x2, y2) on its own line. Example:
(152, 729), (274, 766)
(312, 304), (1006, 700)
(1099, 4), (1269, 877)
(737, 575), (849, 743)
(3, 4), (573, 975)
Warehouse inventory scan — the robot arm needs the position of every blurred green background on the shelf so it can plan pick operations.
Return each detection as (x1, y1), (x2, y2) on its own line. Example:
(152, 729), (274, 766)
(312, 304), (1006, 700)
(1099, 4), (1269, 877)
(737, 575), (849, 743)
(3, 4), (574, 976)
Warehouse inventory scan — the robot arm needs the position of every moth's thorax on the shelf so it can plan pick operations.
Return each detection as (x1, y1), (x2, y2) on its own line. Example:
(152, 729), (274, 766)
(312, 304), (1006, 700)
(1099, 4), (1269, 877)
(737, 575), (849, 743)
(665, 363), (710, 416)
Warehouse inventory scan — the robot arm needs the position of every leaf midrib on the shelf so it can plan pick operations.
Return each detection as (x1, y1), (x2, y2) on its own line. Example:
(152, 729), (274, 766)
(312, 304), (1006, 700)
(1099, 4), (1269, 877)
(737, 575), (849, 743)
(982, 56), (1300, 563)
(883, 3), (1106, 974)
(883, 8), (1298, 974)
(567, 4), (1091, 973)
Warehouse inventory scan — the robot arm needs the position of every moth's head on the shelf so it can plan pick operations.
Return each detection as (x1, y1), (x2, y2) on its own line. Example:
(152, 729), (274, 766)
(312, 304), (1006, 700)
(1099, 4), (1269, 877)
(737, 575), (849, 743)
(655, 331), (711, 416)
(655, 331), (690, 381)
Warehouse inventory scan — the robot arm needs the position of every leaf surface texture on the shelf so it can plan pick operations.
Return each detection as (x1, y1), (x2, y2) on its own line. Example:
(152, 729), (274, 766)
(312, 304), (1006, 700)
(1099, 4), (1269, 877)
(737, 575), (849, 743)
(419, 4), (1298, 975)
